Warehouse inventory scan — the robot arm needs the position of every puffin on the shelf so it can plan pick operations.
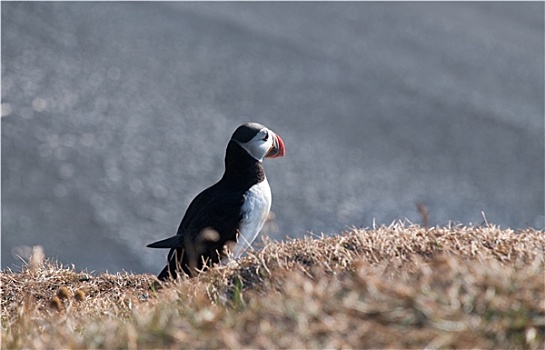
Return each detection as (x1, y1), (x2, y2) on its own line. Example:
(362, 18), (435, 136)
(147, 122), (286, 280)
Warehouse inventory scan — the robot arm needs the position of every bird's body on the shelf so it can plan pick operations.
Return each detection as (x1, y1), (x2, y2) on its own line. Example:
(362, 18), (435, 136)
(147, 123), (285, 280)
(234, 177), (272, 259)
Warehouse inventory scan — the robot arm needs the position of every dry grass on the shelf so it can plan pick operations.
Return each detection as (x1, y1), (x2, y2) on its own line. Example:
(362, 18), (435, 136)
(2, 223), (544, 349)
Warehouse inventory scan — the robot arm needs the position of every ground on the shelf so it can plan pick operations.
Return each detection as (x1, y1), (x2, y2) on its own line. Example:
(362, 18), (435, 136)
(1, 223), (544, 349)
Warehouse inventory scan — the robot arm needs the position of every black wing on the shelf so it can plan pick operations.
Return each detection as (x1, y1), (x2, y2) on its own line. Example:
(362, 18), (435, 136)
(150, 182), (246, 280)
(178, 182), (245, 240)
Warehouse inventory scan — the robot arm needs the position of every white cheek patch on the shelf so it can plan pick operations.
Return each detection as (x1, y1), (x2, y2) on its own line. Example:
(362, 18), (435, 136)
(235, 129), (273, 161)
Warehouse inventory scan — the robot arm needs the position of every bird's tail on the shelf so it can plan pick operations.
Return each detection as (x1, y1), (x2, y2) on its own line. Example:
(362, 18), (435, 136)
(147, 235), (181, 249)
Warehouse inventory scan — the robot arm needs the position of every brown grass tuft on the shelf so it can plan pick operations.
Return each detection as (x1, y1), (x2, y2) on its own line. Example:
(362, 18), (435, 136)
(56, 286), (70, 300)
(48, 296), (63, 312)
(74, 289), (86, 302)
(1, 223), (544, 349)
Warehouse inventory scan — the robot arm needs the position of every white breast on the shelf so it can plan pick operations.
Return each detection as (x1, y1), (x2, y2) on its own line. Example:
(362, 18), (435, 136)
(231, 178), (272, 259)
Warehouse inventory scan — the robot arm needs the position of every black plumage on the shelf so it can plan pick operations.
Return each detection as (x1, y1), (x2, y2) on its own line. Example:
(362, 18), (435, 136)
(147, 123), (284, 280)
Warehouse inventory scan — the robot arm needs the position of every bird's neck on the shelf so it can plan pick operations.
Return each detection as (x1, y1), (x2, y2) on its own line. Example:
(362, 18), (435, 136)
(222, 140), (265, 187)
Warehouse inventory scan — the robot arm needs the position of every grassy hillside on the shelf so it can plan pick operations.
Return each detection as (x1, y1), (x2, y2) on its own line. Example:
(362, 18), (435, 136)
(2, 223), (544, 349)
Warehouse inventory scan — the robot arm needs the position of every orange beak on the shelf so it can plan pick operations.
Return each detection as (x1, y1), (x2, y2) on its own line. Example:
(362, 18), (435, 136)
(265, 132), (286, 158)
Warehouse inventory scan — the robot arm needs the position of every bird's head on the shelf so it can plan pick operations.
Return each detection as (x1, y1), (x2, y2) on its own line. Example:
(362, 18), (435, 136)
(231, 122), (286, 161)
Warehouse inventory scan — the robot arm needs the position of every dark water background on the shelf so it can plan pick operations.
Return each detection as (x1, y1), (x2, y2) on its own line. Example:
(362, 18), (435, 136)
(2, 2), (544, 274)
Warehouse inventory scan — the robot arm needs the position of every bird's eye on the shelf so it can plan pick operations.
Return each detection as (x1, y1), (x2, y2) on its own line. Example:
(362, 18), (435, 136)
(261, 132), (269, 141)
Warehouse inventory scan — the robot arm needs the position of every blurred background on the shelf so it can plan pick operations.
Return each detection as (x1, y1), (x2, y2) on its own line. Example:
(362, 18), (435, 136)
(2, 2), (543, 274)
